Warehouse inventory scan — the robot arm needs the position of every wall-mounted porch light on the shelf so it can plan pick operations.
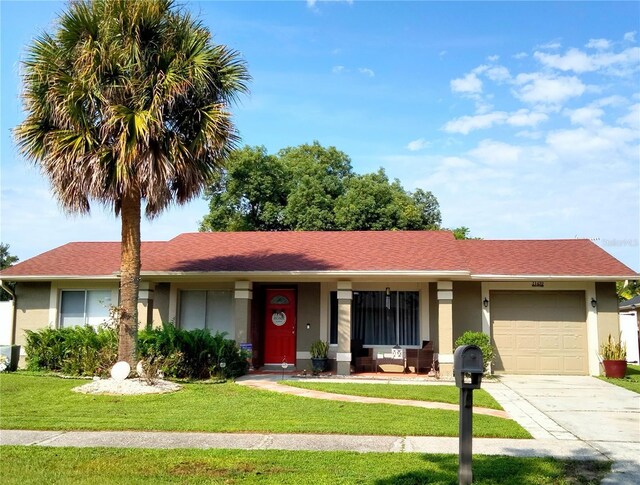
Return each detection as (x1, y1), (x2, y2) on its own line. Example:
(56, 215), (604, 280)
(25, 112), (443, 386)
(483, 297), (489, 308)
(591, 298), (597, 309)
(306, 323), (311, 330)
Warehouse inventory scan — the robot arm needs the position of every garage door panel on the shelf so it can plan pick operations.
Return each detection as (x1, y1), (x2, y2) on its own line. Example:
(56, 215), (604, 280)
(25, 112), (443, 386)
(516, 335), (539, 350)
(491, 291), (587, 375)
(563, 356), (586, 374)
(515, 356), (538, 373)
(562, 334), (583, 350)
(539, 335), (561, 350)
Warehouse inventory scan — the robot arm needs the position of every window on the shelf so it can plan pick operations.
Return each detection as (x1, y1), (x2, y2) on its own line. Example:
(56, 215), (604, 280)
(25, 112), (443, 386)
(60, 290), (112, 328)
(179, 290), (233, 335)
(330, 290), (419, 346)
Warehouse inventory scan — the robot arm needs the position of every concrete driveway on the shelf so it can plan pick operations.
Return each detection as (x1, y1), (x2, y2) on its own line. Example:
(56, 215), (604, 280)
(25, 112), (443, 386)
(485, 375), (640, 484)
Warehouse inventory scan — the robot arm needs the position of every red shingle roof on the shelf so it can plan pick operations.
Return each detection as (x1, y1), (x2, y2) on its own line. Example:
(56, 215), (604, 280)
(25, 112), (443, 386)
(0, 231), (636, 279)
(459, 239), (636, 276)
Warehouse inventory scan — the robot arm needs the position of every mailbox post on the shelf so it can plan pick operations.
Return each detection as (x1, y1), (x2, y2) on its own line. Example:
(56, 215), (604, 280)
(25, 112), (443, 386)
(453, 345), (484, 485)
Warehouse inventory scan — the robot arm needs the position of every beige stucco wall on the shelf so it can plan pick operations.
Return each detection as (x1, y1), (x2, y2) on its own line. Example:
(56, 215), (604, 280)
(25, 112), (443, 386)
(596, 282), (620, 344)
(152, 283), (170, 327)
(14, 282), (52, 347)
(452, 281), (482, 340)
(297, 283), (321, 350)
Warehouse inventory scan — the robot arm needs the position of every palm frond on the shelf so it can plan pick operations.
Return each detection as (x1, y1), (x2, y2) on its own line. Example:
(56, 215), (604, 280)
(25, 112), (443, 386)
(15, 0), (249, 217)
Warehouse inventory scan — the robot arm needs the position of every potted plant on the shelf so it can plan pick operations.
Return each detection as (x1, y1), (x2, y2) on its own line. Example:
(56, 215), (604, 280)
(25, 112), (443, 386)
(600, 333), (627, 378)
(310, 340), (329, 374)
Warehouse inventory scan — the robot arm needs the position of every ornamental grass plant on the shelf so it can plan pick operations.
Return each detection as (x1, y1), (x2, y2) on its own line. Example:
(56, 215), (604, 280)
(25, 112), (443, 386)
(600, 333), (627, 361)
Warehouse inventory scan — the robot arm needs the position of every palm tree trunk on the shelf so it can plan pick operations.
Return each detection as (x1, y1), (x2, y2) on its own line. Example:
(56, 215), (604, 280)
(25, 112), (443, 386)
(118, 188), (141, 367)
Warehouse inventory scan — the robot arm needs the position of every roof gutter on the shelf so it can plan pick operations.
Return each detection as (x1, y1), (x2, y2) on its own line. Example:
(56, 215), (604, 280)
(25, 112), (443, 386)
(469, 274), (639, 282)
(0, 279), (16, 346)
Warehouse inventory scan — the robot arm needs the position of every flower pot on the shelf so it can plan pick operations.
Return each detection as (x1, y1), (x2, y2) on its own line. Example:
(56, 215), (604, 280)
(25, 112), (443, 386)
(311, 357), (328, 373)
(603, 360), (627, 378)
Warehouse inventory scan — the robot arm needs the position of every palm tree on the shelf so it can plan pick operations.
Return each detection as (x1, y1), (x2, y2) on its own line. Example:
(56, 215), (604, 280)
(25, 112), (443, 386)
(14, 0), (250, 366)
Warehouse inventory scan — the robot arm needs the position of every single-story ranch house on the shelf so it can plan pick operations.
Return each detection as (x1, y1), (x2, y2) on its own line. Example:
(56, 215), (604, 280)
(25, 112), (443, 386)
(1, 231), (637, 376)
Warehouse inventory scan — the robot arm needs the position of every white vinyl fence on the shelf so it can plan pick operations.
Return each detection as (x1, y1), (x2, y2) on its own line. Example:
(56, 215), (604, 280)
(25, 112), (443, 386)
(0, 300), (13, 345)
(620, 311), (640, 364)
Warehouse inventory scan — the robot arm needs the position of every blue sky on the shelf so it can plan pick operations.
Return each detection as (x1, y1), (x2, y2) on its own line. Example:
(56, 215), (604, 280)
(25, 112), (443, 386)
(1, 1), (639, 271)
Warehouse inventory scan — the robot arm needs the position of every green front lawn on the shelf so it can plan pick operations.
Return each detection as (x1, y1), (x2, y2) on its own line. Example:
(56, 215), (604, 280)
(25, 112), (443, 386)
(0, 446), (610, 485)
(285, 381), (503, 410)
(599, 364), (640, 394)
(0, 373), (529, 438)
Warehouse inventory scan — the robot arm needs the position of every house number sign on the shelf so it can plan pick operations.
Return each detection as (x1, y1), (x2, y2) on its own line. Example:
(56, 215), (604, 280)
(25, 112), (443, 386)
(272, 311), (287, 326)
(531, 282), (544, 287)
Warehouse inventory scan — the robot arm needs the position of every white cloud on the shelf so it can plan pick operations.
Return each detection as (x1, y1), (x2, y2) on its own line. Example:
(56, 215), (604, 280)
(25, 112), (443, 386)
(487, 54), (500, 62)
(443, 108), (548, 134)
(439, 50), (447, 58)
(618, 103), (640, 129)
(406, 138), (430, 151)
(332, 65), (345, 74)
(442, 156), (474, 169)
(506, 109), (548, 127)
(450, 72), (483, 94)
(468, 139), (522, 166)
(624, 31), (637, 42)
(513, 52), (528, 59)
(538, 40), (562, 50)
(565, 106), (605, 127)
(592, 95), (627, 108)
(358, 67), (375, 77)
(585, 38), (612, 50)
(307, 0), (353, 9)
(534, 48), (593, 72)
(443, 111), (507, 134)
(513, 73), (586, 105)
(546, 125), (638, 161)
(534, 46), (640, 76)
(484, 65), (511, 82)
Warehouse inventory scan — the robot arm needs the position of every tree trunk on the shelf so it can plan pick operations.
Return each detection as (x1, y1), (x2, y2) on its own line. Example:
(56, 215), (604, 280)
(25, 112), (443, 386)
(117, 188), (142, 367)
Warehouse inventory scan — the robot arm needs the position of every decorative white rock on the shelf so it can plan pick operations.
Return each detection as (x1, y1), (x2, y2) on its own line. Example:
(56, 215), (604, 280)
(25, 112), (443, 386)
(136, 360), (145, 377)
(111, 361), (131, 381)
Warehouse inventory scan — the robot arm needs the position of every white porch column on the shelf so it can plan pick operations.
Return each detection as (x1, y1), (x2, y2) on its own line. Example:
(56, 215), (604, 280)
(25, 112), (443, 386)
(234, 281), (253, 345)
(585, 283), (600, 376)
(437, 281), (454, 377)
(336, 281), (352, 376)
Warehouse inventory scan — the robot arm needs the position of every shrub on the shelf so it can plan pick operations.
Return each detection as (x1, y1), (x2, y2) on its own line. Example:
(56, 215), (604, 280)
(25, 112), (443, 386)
(24, 323), (249, 380)
(24, 326), (118, 376)
(454, 331), (494, 373)
(137, 324), (249, 380)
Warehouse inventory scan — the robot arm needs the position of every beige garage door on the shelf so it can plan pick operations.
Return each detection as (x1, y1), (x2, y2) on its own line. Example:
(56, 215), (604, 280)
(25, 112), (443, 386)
(491, 291), (587, 375)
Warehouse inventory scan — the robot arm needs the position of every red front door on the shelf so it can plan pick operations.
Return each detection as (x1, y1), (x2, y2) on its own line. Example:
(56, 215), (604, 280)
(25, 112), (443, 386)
(264, 289), (296, 365)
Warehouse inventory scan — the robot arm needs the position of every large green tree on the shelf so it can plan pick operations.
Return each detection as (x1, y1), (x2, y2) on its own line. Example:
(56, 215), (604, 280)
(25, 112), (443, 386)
(0, 243), (19, 301)
(200, 142), (442, 232)
(15, 0), (249, 365)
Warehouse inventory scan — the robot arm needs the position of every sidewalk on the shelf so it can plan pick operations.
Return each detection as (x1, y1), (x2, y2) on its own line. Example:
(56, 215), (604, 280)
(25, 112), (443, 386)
(0, 429), (605, 460)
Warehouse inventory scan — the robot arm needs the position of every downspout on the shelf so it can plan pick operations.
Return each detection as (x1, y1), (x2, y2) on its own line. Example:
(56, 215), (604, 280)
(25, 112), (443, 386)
(0, 279), (16, 346)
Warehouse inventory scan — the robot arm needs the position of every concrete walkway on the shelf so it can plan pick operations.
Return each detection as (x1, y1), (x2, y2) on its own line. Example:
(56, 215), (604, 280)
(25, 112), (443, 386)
(236, 374), (508, 418)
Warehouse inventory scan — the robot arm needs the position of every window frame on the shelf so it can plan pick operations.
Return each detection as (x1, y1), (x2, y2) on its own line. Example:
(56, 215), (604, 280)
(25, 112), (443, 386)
(58, 288), (113, 328)
(330, 289), (421, 348)
(178, 289), (234, 335)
